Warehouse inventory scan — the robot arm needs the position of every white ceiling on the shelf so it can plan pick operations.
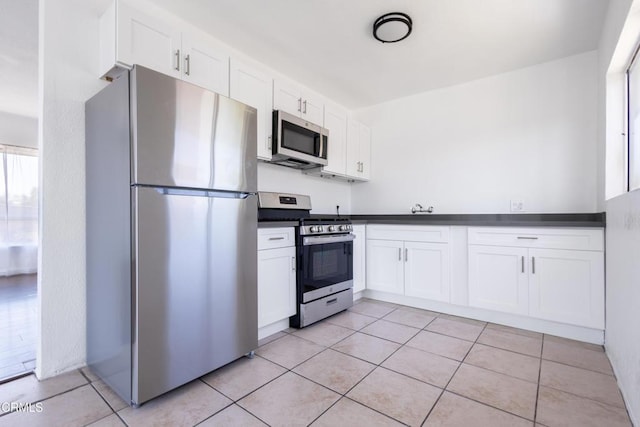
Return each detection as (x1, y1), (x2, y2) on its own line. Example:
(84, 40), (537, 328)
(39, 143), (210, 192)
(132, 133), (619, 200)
(152, 0), (609, 109)
(0, 0), (38, 118)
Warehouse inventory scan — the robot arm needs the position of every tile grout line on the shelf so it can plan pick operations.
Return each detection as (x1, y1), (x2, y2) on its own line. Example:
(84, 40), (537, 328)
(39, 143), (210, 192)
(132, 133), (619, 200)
(419, 319), (489, 426)
(304, 305), (415, 426)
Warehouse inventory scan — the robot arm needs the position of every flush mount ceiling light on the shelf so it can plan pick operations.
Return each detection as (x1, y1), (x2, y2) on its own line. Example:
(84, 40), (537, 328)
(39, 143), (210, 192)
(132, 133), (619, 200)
(373, 12), (413, 43)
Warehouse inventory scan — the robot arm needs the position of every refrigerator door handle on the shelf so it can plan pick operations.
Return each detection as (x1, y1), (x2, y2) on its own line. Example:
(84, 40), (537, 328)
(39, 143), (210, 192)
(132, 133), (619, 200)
(147, 186), (257, 199)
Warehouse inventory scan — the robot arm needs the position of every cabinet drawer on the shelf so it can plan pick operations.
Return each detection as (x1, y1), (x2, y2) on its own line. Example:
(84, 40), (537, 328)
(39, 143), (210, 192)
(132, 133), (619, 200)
(468, 227), (603, 251)
(258, 227), (295, 250)
(367, 225), (450, 243)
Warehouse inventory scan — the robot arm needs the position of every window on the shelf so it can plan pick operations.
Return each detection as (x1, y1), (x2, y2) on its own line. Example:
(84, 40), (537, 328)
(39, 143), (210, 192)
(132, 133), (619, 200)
(0, 145), (38, 276)
(626, 49), (640, 191)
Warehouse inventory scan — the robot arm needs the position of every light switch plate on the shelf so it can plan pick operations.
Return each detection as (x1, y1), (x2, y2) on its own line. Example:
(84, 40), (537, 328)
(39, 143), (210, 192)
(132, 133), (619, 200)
(510, 199), (525, 212)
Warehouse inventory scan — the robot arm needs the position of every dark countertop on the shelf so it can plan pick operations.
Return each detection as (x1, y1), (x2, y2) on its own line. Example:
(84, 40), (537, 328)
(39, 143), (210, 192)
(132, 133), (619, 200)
(259, 213), (606, 228)
(327, 213), (605, 228)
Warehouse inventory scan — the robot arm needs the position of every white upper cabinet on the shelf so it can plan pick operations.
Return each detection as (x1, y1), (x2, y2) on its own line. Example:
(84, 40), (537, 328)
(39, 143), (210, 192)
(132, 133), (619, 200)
(104, 1), (181, 79)
(230, 59), (274, 160)
(181, 32), (230, 96)
(100, 1), (229, 95)
(273, 78), (324, 125)
(321, 103), (348, 176)
(346, 119), (372, 181)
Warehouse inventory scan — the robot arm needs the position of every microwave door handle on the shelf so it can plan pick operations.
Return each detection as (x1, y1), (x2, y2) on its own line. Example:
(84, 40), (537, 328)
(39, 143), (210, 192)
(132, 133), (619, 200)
(319, 133), (326, 158)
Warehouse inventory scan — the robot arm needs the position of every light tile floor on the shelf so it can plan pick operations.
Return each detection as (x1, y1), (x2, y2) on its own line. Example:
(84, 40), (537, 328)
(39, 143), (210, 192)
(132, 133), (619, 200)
(0, 274), (37, 381)
(0, 298), (633, 426)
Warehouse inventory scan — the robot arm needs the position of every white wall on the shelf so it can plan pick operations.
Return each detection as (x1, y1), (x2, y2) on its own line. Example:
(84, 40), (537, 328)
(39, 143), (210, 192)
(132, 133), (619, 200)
(38, 0), (109, 378)
(599, 0), (640, 424)
(605, 190), (640, 425)
(258, 162), (351, 214)
(0, 111), (38, 148)
(351, 51), (599, 215)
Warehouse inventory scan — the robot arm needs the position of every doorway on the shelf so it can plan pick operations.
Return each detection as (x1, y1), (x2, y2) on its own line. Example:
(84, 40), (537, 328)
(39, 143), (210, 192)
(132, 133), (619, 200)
(0, 145), (38, 381)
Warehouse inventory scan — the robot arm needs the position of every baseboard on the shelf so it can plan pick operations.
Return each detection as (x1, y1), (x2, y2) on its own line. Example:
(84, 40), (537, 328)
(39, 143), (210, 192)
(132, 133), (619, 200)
(363, 290), (605, 344)
(258, 318), (290, 341)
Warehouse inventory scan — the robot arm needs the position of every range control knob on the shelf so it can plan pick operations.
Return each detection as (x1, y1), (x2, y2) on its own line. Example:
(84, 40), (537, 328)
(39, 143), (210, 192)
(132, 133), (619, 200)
(309, 226), (318, 233)
(348, 225), (353, 231)
(328, 226), (336, 232)
(338, 225), (345, 231)
(318, 226), (324, 232)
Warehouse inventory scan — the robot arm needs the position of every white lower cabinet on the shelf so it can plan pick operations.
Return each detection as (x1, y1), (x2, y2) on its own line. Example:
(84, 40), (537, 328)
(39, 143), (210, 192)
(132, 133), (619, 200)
(257, 228), (296, 329)
(404, 241), (450, 302)
(468, 245), (529, 315)
(468, 227), (604, 329)
(366, 239), (404, 294)
(366, 225), (450, 302)
(352, 224), (366, 294)
(528, 248), (604, 329)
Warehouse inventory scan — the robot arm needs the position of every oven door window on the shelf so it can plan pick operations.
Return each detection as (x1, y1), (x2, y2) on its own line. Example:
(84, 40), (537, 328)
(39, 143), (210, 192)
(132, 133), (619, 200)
(282, 121), (319, 156)
(301, 241), (353, 292)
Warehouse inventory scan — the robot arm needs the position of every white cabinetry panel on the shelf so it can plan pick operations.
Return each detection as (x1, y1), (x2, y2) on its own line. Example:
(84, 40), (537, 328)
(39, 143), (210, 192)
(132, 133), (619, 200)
(404, 242), (450, 302)
(230, 59), (274, 160)
(468, 245), (529, 315)
(366, 239), (404, 294)
(529, 249), (604, 329)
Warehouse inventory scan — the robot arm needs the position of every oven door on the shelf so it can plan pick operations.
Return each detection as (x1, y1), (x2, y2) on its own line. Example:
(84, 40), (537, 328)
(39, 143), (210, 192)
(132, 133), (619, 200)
(300, 234), (354, 303)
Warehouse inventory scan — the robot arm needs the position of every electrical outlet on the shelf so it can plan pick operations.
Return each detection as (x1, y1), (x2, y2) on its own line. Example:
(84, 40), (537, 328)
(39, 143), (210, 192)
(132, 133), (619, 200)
(510, 199), (525, 212)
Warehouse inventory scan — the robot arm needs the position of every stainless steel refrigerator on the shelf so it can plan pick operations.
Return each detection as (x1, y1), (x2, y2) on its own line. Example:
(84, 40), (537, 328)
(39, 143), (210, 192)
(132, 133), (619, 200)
(85, 66), (258, 406)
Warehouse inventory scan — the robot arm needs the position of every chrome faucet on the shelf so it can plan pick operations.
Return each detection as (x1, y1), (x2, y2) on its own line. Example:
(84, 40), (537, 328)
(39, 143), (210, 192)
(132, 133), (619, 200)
(411, 204), (434, 214)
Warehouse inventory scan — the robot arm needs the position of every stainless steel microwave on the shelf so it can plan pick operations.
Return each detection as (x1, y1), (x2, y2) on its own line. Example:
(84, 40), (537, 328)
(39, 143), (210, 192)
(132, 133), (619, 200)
(271, 110), (328, 169)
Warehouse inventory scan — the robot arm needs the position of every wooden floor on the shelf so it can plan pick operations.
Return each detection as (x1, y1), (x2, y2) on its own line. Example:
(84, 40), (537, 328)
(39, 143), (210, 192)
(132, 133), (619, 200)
(0, 274), (36, 381)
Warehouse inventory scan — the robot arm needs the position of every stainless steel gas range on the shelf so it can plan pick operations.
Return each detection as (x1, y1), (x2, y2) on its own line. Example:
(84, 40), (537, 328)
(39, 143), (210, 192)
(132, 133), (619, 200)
(258, 192), (354, 328)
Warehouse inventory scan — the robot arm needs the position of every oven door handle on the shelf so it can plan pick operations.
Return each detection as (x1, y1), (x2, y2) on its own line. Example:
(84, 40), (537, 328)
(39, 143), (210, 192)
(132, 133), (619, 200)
(302, 234), (356, 246)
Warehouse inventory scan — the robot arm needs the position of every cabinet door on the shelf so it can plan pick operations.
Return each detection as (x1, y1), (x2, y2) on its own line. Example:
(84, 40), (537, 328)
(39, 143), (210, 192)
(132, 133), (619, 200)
(117, 2), (181, 79)
(273, 78), (302, 117)
(366, 240), (404, 294)
(358, 123), (371, 180)
(352, 225), (366, 293)
(528, 249), (604, 329)
(301, 91), (324, 125)
(258, 246), (296, 328)
(230, 59), (274, 160)
(404, 242), (450, 302)
(468, 245), (529, 315)
(181, 32), (229, 95)
(323, 105), (348, 175)
(346, 119), (360, 177)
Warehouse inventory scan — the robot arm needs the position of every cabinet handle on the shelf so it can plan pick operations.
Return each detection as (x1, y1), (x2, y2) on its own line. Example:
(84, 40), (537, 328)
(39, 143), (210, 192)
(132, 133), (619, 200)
(268, 237), (284, 241)
(175, 49), (180, 71)
(532, 256), (536, 274)
(268, 136), (272, 150)
(405, 248), (408, 262)
(297, 98), (302, 112)
(517, 236), (538, 240)
(398, 248), (402, 261)
(303, 100), (307, 114)
(292, 257), (296, 272)
(185, 54), (190, 75)
(521, 256), (524, 273)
